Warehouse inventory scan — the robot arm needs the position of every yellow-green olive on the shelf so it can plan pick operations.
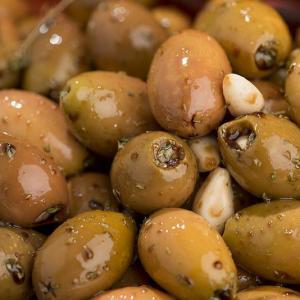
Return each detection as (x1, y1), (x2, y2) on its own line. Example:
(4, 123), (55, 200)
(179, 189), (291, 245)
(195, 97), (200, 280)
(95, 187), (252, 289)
(86, 0), (167, 79)
(0, 134), (69, 227)
(152, 6), (191, 36)
(60, 71), (158, 157)
(218, 113), (300, 200)
(111, 131), (198, 214)
(92, 285), (175, 300)
(9, 228), (46, 250)
(236, 286), (300, 300)
(138, 208), (237, 300)
(0, 90), (89, 176)
(148, 29), (231, 138)
(224, 200), (300, 283)
(68, 172), (119, 217)
(23, 15), (88, 100)
(33, 210), (136, 300)
(0, 227), (36, 300)
(285, 49), (300, 126)
(194, 0), (292, 78)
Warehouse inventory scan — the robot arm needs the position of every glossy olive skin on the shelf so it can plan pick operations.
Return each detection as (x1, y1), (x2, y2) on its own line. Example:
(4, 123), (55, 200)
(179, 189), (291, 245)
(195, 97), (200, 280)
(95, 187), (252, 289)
(87, 0), (167, 79)
(60, 71), (158, 157)
(138, 208), (237, 300)
(194, 0), (292, 78)
(9, 228), (46, 250)
(92, 285), (175, 300)
(23, 15), (88, 100)
(218, 113), (300, 199)
(0, 17), (19, 89)
(148, 30), (231, 138)
(0, 227), (36, 300)
(224, 200), (300, 284)
(152, 6), (191, 36)
(33, 210), (136, 300)
(236, 286), (300, 300)
(0, 134), (69, 227)
(237, 268), (261, 292)
(0, 90), (88, 176)
(111, 131), (198, 214)
(68, 173), (119, 217)
(285, 50), (300, 126)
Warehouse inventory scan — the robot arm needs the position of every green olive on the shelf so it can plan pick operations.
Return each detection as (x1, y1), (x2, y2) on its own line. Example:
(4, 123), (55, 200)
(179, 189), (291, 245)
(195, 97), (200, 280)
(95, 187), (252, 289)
(86, 0), (167, 79)
(10, 228), (46, 250)
(224, 200), (300, 283)
(194, 0), (292, 78)
(218, 113), (300, 200)
(22, 15), (88, 100)
(110, 131), (198, 214)
(68, 172), (119, 217)
(33, 210), (136, 300)
(0, 227), (36, 300)
(148, 29), (231, 138)
(60, 71), (158, 157)
(138, 208), (237, 300)
(0, 134), (69, 227)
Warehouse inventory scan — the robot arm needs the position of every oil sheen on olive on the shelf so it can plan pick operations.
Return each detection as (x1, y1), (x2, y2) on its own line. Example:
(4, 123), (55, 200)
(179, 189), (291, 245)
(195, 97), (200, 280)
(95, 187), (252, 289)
(87, 0), (167, 79)
(60, 71), (158, 157)
(194, 0), (292, 78)
(148, 29), (231, 138)
(0, 134), (69, 227)
(0, 227), (36, 300)
(33, 210), (136, 300)
(68, 172), (119, 217)
(0, 90), (89, 176)
(224, 200), (300, 284)
(138, 208), (237, 300)
(218, 113), (300, 200)
(110, 131), (198, 214)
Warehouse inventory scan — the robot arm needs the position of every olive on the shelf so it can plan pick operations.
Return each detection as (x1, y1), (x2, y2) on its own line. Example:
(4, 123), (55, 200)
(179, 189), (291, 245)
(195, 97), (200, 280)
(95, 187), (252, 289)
(148, 29), (231, 138)
(152, 6), (191, 36)
(0, 134), (69, 227)
(86, 0), (167, 79)
(22, 15), (88, 100)
(0, 0), (30, 21)
(68, 172), (119, 217)
(33, 210), (136, 300)
(0, 90), (89, 176)
(194, 0), (292, 78)
(10, 228), (46, 251)
(110, 131), (198, 214)
(0, 227), (36, 300)
(218, 113), (300, 200)
(60, 71), (158, 157)
(92, 285), (175, 300)
(237, 268), (262, 292)
(138, 208), (237, 300)
(224, 200), (300, 283)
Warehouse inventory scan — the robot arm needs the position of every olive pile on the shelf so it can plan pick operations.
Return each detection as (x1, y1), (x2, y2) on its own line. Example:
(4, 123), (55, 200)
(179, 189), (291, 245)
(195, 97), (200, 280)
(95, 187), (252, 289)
(1, 0), (300, 299)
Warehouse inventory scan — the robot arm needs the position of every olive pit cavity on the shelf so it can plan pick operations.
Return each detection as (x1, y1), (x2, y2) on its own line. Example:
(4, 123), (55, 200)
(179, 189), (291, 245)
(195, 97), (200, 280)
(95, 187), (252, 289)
(255, 41), (278, 70)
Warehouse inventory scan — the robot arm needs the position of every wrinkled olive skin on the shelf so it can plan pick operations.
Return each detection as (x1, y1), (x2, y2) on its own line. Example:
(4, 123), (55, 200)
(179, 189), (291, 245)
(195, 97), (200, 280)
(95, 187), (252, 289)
(60, 71), (158, 157)
(92, 285), (175, 300)
(252, 80), (289, 116)
(33, 210), (136, 300)
(237, 286), (300, 300)
(87, 0), (167, 79)
(0, 227), (36, 300)
(23, 15), (88, 100)
(223, 200), (300, 284)
(0, 134), (69, 227)
(152, 6), (191, 36)
(148, 30), (231, 138)
(0, 90), (89, 176)
(237, 268), (261, 292)
(138, 208), (237, 300)
(285, 50), (300, 126)
(218, 114), (300, 199)
(194, 0), (292, 78)
(68, 173), (119, 217)
(0, 17), (19, 89)
(111, 131), (198, 214)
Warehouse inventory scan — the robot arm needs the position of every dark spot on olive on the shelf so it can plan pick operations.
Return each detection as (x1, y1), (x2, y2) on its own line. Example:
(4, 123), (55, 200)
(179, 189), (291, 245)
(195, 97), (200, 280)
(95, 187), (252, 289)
(232, 46), (241, 57)
(128, 92), (134, 97)
(86, 271), (99, 281)
(148, 244), (155, 253)
(82, 245), (94, 261)
(274, 270), (294, 280)
(288, 63), (297, 75)
(5, 258), (25, 284)
(88, 199), (104, 210)
(20, 231), (30, 241)
(67, 111), (79, 122)
(176, 274), (194, 287)
(255, 41), (278, 70)
(39, 280), (57, 297)
(118, 138), (129, 151)
(112, 189), (121, 202)
(0, 143), (16, 159)
(213, 261), (223, 270)
(131, 152), (139, 160)
(212, 289), (232, 300)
